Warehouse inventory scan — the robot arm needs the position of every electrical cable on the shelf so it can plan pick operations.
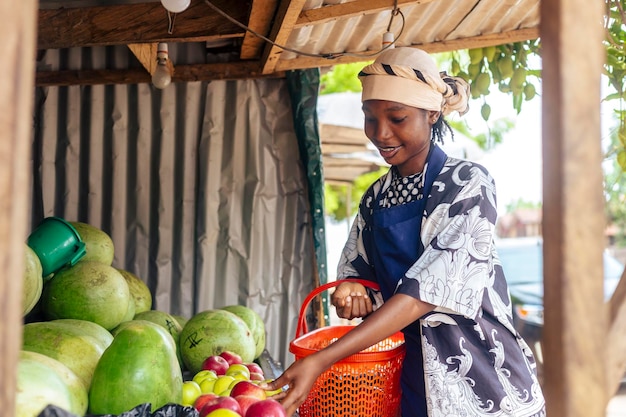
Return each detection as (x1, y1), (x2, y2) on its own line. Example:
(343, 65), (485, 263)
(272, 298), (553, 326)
(203, 0), (405, 60)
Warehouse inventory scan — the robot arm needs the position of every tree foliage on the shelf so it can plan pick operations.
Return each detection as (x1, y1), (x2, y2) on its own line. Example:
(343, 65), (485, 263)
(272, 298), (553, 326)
(322, 1), (626, 225)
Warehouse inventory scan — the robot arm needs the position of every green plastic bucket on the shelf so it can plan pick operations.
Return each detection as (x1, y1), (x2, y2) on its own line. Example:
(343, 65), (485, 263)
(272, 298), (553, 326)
(27, 217), (87, 277)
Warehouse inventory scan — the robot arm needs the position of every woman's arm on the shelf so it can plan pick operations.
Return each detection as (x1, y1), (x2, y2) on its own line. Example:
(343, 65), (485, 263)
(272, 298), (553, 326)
(266, 293), (435, 416)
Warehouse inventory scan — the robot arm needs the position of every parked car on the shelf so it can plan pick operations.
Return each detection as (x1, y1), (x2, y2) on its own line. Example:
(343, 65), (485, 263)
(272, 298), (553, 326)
(495, 237), (625, 379)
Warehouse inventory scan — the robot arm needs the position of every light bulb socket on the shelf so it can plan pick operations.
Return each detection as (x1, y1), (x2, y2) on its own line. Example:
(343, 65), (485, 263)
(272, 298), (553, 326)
(382, 32), (395, 49)
(157, 42), (169, 60)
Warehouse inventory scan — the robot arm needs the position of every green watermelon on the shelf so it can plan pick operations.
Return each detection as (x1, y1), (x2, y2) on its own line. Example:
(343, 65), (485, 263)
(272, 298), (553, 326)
(172, 314), (189, 329)
(49, 319), (114, 351)
(16, 351), (74, 417)
(116, 268), (152, 314)
(120, 294), (136, 323)
(88, 320), (183, 415)
(114, 310), (184, 370)
(22, 244), (43, 316)
(22, 320), (111, 389)
(19, 350), (88, 416)
(221, 305), (266, 359)
(40, 260), (131, 330)
(180, 309), (257, 373)
(69, 221), (115, 265)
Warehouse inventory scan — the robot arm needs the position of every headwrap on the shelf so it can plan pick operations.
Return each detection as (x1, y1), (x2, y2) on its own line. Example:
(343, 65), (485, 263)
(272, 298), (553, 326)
(359, 47), (470, 117)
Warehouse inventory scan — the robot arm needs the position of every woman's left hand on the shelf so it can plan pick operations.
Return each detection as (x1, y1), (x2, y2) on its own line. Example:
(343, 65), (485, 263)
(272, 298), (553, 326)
(261, 353), (327, 416)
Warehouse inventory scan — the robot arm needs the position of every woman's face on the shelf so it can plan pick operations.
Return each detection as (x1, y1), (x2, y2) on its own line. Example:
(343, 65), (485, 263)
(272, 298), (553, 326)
(363, 100), (439, 177)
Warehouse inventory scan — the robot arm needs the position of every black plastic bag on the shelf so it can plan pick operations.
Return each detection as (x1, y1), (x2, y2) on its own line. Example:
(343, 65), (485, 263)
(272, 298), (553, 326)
(37, 403), (199, 417)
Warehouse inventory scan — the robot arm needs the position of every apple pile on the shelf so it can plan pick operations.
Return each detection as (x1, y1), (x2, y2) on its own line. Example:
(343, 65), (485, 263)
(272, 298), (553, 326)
(181, 350), (286, 417)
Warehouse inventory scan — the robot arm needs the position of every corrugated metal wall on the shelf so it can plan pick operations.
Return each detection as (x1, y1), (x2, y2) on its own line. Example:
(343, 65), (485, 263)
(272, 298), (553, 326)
(30, 46), (317, 366)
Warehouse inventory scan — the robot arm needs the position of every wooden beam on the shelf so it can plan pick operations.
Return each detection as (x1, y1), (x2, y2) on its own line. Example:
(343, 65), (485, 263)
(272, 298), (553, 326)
(127, 43), (175, 76)
(295, 0), (436, 28)
(128, 43), (157, 74)
(274, 27), (540, 71)
(0, 1), (38, 417)
(240, 0), (280, 59)
(38, 0), (247, 50)
(540, 0), (607, 416)
(35, 61), (282, 86)
(260, 0), (307, 74)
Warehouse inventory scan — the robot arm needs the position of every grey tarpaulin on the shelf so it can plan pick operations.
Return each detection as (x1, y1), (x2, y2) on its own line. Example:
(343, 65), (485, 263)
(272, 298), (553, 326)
(286, 68), (330, 327)
(30, 44), (318, 367)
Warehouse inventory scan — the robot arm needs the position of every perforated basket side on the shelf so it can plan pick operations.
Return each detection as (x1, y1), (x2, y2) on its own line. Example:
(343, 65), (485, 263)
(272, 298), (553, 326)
(297, 349), (405, 417)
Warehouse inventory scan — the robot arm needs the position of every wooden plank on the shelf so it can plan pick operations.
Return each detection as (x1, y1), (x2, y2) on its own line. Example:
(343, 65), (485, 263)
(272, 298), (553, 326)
(38, 0), (247, 49)
(240, 0), (280, 59)
(607, 267), (626, 393)
(295, 0), (436, 28)
(127, 43), (176, 76)
(128, 43), (157, 74)
(0, 0), (38, 416)
(35, 61), (281, 86)
(274, 27), (540, 71)
(260, 0), (307, 74)
(540, 0), (607, 415)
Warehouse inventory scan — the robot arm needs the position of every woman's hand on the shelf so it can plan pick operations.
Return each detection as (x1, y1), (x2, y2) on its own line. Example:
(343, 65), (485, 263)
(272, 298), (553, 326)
(330, 281), (373, 320)
(262, 353), (327, 417)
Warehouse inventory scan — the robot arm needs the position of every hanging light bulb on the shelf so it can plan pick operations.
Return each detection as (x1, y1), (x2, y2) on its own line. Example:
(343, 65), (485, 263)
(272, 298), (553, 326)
(152, 43), (172, 89)
(160, 0), (191, 13)
(382, 32), (395, 49)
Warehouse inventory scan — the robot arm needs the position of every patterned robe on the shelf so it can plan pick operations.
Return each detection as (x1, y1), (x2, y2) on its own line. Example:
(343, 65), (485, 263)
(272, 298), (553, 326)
(336, 154), (546, 416)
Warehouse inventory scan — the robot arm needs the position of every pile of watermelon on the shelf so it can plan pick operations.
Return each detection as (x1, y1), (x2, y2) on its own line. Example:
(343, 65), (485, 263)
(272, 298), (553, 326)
(18, 218), (267, 417)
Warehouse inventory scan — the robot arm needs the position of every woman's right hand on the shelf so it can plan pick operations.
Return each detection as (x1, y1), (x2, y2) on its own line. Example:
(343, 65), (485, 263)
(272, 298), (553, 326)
(330, 281), (373, 320)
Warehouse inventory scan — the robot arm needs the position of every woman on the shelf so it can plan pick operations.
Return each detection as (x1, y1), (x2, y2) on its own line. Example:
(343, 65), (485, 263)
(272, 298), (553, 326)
(266, 47), (546, 417)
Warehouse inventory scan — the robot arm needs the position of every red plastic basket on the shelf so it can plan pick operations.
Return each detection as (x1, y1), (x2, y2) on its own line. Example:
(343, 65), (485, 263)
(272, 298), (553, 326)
(289, 279), (405, 417)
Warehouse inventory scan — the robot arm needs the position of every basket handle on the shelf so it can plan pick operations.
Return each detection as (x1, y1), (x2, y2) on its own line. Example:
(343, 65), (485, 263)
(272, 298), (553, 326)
(296, 279), (380, 338)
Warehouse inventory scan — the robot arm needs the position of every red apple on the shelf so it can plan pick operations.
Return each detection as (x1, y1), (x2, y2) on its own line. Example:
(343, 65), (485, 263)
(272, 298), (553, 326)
(202, 355), (230, 375)
(194, 393), (220, 411)
(245, 398), (287, 417)
(199, 395), (242, 417)
(249, 372), (265, 382)
(219, 350), (243, 365)
(244, 363), (264, 376)
(235, 394), (261, 416)
(230, 380), (267, 401)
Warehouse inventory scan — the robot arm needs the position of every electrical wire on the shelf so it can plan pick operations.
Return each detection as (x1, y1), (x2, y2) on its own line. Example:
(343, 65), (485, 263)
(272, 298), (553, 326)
(203, 0), (405, 60)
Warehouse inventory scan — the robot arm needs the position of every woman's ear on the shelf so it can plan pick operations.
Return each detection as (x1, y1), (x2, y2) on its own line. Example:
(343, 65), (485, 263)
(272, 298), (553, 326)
(427, 110), (441, 124)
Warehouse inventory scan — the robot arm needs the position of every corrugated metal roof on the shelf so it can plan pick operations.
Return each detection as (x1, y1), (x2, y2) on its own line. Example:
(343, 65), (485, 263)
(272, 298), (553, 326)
(275, 0), (540, 71)
(37, 0), (541, 85)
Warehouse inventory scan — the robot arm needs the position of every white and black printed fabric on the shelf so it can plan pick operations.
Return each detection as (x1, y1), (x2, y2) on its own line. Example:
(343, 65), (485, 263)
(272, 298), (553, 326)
(336, 148), (546, 417)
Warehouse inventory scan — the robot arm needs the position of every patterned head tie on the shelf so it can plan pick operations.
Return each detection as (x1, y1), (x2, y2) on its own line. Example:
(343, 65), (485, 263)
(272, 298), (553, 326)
(358, 47), (470, 117)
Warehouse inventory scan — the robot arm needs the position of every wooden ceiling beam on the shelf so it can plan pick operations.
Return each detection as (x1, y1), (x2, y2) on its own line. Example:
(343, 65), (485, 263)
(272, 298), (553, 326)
(260, 0), (307, 74)
(35, 60), (281, 87)
(128, 43), (158, 75)
(38, 0), (247, 50)
(274, 27), (540, 71)
(240, 0), (280, 59)
(295, 0), (435, 28)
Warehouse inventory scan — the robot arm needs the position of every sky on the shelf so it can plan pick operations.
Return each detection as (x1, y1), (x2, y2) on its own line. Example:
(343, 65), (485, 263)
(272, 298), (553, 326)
(459, 91), (543, 213)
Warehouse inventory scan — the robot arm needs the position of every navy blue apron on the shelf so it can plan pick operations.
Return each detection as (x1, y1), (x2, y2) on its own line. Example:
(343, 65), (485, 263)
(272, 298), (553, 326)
(354, 143), (448, 417)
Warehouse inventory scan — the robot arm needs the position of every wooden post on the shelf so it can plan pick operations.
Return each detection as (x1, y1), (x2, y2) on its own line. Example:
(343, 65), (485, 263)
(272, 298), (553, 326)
(540, 0), (607, 416)
(0, 0), (38, 415)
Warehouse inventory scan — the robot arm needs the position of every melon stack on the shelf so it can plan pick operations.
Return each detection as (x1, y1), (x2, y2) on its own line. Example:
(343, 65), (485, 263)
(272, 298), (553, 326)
(18, 218), (269, 417)
(17, 219), (182, 417)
